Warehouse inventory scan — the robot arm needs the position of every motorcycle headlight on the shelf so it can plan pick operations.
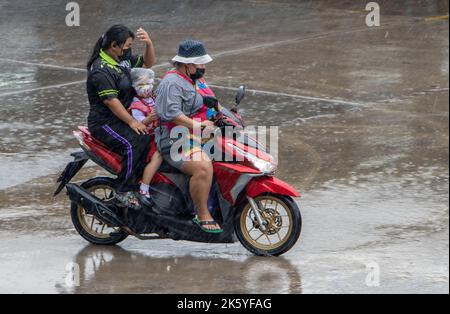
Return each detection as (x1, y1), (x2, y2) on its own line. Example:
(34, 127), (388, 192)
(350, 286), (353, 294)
(228, 144), (278, 174)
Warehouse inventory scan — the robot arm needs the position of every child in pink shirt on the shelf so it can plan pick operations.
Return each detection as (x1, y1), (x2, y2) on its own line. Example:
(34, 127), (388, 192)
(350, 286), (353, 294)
(130, 68), (162, 205)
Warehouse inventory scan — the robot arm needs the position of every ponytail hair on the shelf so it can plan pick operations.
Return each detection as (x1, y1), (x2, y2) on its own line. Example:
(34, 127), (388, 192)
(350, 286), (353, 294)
(87, 24), (135, 70)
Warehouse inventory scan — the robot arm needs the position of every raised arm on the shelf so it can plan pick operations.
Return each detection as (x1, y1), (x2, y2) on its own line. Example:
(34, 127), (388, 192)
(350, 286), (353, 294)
(136, 28), (156, 68)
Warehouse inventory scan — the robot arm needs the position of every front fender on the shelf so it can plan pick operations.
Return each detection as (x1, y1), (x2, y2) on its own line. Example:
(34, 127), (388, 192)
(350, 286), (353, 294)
(246, 176), (300, 198)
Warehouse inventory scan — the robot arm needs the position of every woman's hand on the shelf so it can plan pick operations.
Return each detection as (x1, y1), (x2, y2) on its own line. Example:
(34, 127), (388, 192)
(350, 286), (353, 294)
(136, 28), (153, 45)
(105, 99), (150, 132)
(137, 27), (156, 68)
(173, 115), (214, 131)
(129, 120), (149, 135)
(201, 120), (214, 127)
(201, 120), (216, 135)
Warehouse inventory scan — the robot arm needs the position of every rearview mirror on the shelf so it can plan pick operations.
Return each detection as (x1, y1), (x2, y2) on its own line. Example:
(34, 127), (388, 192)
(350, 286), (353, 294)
(235, 85), (246, 106)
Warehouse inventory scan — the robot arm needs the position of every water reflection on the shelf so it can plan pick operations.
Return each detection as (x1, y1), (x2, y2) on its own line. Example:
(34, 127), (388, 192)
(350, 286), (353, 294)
(59, 245), (303, 294)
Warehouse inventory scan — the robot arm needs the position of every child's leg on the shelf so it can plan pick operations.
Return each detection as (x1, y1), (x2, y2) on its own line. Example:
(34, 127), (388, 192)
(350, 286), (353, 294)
(142, 151), (163, 186)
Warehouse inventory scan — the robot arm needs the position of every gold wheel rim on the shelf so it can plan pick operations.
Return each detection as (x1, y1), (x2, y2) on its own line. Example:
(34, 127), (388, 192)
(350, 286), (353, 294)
(77, 185), (120, 238)
(240, 196), (293, 251)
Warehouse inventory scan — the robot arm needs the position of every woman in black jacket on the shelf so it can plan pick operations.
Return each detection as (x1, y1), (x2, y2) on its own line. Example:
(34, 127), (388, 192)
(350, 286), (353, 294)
(86, 24), (156, 208)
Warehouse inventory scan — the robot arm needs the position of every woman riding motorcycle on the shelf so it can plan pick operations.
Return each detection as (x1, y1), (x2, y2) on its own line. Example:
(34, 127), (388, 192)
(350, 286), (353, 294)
(155, 40), (221, 233)
(86, 24), (156, 208)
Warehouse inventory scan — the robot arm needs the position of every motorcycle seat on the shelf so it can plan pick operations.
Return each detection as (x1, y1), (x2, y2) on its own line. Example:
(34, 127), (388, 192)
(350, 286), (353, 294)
(75, 126), (122, 174)
(75, 126), (182, 176)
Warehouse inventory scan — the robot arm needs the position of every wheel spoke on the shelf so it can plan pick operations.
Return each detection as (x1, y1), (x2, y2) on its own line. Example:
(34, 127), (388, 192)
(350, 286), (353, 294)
(265, 234), (272, 245)
(276, 231), (282, 242)
(253, 232), (265, 242)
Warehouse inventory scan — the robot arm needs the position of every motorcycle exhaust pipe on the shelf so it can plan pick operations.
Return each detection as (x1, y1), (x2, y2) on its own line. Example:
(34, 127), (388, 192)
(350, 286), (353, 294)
(66, 183), (125, 227)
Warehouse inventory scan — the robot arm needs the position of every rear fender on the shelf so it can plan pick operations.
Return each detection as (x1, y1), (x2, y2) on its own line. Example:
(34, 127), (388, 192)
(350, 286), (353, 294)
(53, 152), (89, 196)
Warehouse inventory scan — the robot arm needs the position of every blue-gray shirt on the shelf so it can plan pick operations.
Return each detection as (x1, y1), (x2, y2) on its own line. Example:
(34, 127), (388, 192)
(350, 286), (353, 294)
(154, 72), (203, 141)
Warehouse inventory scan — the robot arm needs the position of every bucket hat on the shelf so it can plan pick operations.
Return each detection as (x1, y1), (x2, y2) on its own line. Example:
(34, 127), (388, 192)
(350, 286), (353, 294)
(172, 40), (213, 65)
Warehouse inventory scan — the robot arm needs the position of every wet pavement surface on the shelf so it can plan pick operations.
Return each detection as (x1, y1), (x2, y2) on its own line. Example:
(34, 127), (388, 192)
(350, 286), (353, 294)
(0, 0), (448, 293)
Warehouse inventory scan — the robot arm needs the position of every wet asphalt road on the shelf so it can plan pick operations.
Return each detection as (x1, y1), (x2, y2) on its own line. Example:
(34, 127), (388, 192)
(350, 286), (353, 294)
(0, 0), (448, 293)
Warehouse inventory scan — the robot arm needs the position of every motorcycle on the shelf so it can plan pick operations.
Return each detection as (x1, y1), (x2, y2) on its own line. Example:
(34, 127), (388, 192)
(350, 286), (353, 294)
(54, 86), (302, 256)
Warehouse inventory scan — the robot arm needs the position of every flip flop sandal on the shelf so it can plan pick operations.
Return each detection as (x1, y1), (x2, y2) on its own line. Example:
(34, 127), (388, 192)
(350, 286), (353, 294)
(193, 217), (223, 234)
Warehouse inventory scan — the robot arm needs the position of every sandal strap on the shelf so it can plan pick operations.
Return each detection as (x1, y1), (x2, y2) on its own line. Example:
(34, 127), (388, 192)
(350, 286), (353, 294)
(193, 217), (223, 233)
(198, 220), (219, 226)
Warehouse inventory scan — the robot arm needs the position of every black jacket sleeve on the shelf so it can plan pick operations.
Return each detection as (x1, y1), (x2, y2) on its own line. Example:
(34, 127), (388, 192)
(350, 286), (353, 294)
(90, 70), (119, 101)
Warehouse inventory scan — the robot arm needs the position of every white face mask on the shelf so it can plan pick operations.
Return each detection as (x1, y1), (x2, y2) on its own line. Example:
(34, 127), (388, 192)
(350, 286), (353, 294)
(134, 78), (154, 98)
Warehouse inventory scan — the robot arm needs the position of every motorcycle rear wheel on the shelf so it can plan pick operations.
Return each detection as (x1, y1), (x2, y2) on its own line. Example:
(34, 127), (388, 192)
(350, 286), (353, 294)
(70, 177), (128, 245)
(235, 194), (301, 256)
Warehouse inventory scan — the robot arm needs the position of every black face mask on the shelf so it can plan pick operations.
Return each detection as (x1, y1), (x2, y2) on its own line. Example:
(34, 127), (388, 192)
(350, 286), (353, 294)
(189, 68), (205, 81)
(120, 48), (132, 61)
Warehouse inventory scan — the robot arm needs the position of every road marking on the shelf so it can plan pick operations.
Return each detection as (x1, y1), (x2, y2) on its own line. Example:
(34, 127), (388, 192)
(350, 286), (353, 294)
(0, 80), (85, 97)
(424, 15), (449, 21)
(153, 77), (363, 106)
(0, 57), (173, 73)
(0, 57), (171, 72)
(210, 21), (409, 59)
(211, 27), (382, 58)
(0, 76), (362, 106)
(0, 58), (87, 72)
(152, 62), (171, 70)
(208, 84), (365, 106)
(0, 74), (362, 106)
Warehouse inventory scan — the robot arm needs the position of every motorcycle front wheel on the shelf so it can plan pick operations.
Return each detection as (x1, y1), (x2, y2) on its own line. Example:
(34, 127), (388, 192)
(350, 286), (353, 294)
(235, 194), (301, 256)
(70, 177), (128, 245)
